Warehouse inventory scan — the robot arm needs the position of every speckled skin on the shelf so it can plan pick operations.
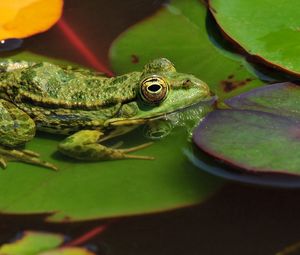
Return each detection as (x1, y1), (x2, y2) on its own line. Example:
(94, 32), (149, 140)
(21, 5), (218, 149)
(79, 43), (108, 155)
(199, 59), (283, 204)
(0, 58), (211, 170)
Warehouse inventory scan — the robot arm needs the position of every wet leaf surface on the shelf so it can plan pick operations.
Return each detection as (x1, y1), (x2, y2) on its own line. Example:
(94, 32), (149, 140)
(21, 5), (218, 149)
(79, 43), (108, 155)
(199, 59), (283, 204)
(41, 247), (95, 255)
(209, 0), (300, 77)
(0, 231), (64, 255)
(193, 83), (300, 177)
(225, 82), (300, 119)
(0, 231), (95, 255)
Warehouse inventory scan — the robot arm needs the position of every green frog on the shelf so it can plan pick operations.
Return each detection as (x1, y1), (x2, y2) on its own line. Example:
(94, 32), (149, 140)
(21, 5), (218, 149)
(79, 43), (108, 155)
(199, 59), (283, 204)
(0, 58), (211, 170)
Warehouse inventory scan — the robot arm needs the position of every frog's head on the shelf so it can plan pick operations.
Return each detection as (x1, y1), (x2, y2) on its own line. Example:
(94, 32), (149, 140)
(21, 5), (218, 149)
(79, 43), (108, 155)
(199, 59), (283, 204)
(136, 58), (211, 116)
(108, 58), (212, 126)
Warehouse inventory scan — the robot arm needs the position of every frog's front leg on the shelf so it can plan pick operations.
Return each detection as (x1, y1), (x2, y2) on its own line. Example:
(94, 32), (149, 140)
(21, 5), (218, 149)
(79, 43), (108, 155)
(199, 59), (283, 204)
(58, 130), (154, 161)
(0, 99), (57, 170)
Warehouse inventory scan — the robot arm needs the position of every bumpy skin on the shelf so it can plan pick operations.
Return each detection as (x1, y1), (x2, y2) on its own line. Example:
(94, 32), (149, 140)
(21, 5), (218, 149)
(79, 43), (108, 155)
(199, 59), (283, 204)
(0, 58), (211, 170)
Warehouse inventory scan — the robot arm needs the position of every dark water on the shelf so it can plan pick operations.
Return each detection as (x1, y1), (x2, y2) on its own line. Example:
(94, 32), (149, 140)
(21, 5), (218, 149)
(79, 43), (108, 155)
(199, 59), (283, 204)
(1, 1), (300, 254)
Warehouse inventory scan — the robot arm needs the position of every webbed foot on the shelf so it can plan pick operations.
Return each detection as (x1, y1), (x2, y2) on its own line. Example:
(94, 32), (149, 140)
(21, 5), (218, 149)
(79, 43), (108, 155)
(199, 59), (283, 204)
(58, 130), (154, 161)
(0, 147), (58, 171)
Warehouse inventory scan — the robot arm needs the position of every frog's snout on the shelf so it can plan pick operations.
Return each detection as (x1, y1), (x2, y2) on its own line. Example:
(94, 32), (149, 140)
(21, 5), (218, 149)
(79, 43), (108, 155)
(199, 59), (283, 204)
(192, 77), (211, 98)
(201, 82), (210, 95)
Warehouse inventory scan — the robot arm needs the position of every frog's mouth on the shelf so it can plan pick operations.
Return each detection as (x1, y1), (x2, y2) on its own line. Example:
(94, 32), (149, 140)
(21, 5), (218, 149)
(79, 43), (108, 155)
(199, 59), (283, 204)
(106, 94), (217, 127)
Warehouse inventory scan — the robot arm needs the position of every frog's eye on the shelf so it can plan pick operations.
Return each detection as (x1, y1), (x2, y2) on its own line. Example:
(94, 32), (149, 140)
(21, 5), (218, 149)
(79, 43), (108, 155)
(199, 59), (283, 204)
(140, 76), (169, 105)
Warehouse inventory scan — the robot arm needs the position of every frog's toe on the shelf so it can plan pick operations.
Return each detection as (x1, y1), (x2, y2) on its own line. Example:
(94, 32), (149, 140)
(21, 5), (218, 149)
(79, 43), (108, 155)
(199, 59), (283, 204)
(0, 157), (7, 169)
(0, 147), (58, 171)
(21, 149), (40, 158)
(118, 142), (155, 160)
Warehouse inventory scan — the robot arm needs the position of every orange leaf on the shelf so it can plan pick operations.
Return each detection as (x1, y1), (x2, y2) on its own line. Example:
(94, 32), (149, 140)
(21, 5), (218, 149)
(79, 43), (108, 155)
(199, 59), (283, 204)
(0, 0), (63, 40)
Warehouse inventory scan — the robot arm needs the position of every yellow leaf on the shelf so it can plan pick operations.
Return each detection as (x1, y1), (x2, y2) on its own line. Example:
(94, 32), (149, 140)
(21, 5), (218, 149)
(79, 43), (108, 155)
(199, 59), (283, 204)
(40, 247), (96, 255)
(0, 0), (63, 40)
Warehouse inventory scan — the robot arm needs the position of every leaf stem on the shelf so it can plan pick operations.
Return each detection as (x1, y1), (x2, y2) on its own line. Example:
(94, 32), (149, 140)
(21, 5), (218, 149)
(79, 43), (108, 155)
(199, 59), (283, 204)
(57, 18), (114, 77)
(63, 221), (114, 247)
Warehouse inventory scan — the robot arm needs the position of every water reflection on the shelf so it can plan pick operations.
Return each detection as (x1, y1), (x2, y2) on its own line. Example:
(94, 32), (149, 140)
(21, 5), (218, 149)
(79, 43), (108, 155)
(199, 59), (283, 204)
(141, 95), (217, 140)
(186, 147), (300, 188)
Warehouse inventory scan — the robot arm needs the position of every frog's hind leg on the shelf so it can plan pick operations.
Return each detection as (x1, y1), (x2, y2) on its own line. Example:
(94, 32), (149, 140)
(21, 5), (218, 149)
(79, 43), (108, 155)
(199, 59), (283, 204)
(58, 130), (154, 161)
(0, 99), (57, 170)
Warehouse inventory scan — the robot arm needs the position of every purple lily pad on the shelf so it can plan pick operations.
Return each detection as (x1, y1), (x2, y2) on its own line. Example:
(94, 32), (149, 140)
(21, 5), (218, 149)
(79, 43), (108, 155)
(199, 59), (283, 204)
(225, 82), (300, 119)
(193, 109), (300, 176)
(193, 82), (300, 177)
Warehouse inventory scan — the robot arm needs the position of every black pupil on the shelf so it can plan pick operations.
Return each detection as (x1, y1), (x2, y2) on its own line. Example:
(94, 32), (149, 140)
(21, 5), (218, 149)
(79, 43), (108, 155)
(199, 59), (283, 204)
(148, 84), (161, 92)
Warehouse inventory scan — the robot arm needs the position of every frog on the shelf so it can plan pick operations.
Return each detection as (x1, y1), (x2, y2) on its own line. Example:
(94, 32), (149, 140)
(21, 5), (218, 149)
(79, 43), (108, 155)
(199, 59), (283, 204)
(0, 58), (211, 170)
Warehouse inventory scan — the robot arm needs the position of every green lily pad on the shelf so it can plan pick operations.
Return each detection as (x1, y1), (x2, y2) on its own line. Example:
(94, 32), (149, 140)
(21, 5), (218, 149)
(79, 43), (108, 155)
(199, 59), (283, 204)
(193, 83), (300, 176)
(0, 50), (223, 222)
(41, 247), (95, 255)
(109, 0), (263, 100)
(209, 0), (300, 77)
(0, 231), (64, 255)
(0, 231), (95, 255)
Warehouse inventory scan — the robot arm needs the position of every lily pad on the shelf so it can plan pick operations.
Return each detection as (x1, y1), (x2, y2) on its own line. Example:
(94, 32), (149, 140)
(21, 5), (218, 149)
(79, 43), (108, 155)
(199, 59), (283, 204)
(0, 51), (223, 222)
(0, 231), (64, 255)
(0, 231), (95, 255)
(41, 248), (95, 255)
(109, 0), (263, 100)
(225, 82), (300, 119)
(193, 82), (300, 176)
(209, 0), (300, 77)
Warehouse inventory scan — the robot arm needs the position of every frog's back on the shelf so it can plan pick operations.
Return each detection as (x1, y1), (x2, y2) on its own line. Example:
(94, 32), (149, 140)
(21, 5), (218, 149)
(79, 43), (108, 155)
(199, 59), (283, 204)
(1, 62), (140, 109)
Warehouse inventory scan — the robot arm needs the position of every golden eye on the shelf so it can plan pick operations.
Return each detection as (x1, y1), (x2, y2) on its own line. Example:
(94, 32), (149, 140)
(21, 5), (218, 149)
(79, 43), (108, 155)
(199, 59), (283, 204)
(140, 76), (169, 105)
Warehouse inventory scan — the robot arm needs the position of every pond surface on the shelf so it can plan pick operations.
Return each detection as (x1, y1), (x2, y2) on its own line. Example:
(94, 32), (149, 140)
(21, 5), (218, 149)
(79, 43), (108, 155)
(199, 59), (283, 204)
(0, 0), (300, 254)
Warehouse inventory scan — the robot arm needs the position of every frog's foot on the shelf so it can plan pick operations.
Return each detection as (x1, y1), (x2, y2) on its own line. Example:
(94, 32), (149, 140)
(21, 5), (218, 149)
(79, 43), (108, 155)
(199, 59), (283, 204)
(58, 130), (154, 161)
(0, 147), (58, 171)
